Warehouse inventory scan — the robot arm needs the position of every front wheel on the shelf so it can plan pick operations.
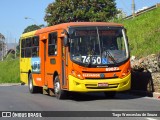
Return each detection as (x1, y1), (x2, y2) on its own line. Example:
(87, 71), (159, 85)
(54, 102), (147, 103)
(54, 76), (67, 99)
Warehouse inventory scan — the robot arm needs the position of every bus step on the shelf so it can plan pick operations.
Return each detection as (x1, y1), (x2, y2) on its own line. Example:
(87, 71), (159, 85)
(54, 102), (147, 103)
(43, 86), (48, 95)
(49, 89), (55, 96)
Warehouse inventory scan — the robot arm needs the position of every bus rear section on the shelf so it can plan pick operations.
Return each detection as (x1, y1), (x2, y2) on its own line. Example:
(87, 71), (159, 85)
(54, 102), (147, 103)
(20, 31), (37, 85)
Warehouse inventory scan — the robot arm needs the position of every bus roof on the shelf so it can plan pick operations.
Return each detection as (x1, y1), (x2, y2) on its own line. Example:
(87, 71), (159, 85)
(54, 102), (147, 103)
(35, 22), (123, 35)
(20, 30), (37, 39)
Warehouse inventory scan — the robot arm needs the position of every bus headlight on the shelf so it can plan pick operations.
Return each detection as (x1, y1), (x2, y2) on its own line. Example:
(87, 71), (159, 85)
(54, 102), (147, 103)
(121, 67), (131, 78)
(71, 70), (84, 80)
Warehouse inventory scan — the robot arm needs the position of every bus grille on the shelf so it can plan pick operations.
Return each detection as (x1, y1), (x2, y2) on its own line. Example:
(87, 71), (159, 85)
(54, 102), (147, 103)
(85, 84), (118, 89)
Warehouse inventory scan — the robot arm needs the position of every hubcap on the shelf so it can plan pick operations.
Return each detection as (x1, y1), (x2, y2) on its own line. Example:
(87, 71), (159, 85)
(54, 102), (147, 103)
(55, 81), (60, 94)
(29, 76), (32, 90)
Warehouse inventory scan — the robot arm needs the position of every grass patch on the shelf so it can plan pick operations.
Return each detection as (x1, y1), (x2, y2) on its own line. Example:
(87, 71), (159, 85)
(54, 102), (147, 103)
(118, 8), (160, 58)
(0, 59), (20, 83)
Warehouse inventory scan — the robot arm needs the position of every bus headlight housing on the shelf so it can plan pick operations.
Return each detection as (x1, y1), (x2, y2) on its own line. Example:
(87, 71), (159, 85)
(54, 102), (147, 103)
(71, 70), (84, 80)
(121, 67), (131, 78)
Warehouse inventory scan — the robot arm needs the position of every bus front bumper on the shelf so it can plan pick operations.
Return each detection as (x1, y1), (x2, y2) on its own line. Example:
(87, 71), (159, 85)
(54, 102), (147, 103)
(68, 74), (131, 92)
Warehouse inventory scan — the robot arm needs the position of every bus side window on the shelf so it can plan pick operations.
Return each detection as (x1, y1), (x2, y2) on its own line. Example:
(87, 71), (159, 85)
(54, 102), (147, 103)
(25, 38), (32, 57)
(21, 39), (25, 58)
(32, 36), (39, 57)
(48, 32), (57, 56)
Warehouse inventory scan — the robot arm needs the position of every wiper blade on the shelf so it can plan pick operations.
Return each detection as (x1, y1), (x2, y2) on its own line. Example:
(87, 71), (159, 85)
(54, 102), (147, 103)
(106, 50), (117, 64)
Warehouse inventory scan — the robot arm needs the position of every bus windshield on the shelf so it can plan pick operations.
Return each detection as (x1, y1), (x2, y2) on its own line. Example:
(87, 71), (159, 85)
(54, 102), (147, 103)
(69, 26), (129, 66)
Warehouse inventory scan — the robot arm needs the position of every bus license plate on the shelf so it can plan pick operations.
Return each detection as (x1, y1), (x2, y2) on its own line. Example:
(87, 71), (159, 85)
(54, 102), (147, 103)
(98, 83), (108, 87)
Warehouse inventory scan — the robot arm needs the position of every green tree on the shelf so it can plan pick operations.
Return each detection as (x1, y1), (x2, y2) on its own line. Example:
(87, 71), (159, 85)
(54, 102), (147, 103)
(44, 0), (119, 26)
(23, 24), (43, 33)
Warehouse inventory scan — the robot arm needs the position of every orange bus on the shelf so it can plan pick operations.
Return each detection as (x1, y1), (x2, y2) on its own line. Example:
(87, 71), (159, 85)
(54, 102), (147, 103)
(20, 22), (131, 99)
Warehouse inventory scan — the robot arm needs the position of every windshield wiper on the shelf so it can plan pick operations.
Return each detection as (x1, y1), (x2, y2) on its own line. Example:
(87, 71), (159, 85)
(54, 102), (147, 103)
(105, 50), (117, 64)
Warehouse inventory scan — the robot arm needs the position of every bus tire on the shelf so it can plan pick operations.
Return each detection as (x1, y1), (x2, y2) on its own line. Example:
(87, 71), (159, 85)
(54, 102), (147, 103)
(28, 73), (39, 93)
(104, 91), (116, 98)
(54, 76), (66, 99)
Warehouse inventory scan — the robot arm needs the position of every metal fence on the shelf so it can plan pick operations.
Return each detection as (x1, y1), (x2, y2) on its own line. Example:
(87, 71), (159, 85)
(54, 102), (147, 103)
(124, 3), (160, 20)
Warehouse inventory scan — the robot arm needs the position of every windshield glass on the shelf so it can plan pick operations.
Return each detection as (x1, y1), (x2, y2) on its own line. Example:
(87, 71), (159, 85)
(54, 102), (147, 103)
(69, 26), (129, 66)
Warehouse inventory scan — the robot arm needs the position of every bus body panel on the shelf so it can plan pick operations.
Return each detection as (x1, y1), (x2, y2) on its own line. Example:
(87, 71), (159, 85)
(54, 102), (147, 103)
(67, 56), (131, 92)
(20, 58), (31, 84)
(35, 22), (123, 35)
(35, 30), (65, 89)
(68, 74), (131, 92)
(20, 31), (37, 84)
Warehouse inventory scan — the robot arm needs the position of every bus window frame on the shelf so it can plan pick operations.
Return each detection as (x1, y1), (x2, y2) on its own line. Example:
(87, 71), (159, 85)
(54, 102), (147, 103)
(32, 36), (39, 57)
(48, 32), (58, 56)
(21, 36), (40, 58)
(21, 39), (25, 58)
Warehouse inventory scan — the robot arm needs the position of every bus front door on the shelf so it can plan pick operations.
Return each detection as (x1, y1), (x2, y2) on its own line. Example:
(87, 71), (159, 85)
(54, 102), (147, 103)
(41, 39), (47, 86)
(61, 38), (68, 89)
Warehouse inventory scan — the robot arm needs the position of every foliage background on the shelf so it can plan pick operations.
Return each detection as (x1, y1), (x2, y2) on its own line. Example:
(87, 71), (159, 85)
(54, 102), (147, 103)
(44, 0), (118, 25)
(23, 24), (43, 33)
(0, 59), (20, 83)
(122, 8), (160, 58)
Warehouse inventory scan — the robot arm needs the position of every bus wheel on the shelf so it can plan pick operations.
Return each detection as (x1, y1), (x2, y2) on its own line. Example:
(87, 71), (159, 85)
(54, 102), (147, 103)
(104, 91), (116, 98)
(28, 73), (38, 93)
(54, 76), (66, 99)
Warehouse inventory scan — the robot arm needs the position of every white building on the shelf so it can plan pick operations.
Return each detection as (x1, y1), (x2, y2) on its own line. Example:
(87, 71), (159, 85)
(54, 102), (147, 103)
(0, 33), (7, 61)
